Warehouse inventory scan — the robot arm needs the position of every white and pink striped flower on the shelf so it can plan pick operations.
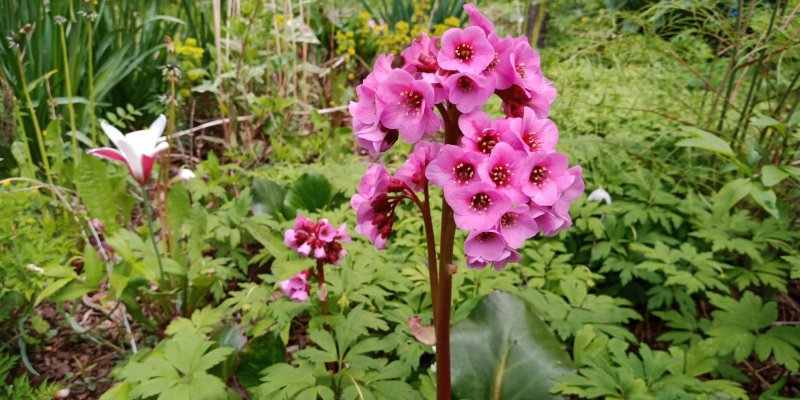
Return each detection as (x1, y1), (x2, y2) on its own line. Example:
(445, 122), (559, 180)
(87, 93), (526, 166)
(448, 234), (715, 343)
(87, 115), (168, 185)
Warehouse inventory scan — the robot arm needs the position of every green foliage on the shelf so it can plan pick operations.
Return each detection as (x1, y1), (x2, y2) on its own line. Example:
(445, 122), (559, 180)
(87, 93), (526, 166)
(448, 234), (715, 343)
(707, 292), (800, 372)
(0, 0), (182, 171)
(107, 329), (233, 400)
(0, 1), (798, 398)
(0, 353), (59, 399)
(553, 326), (748, 399)
(252, 173), (336, 221)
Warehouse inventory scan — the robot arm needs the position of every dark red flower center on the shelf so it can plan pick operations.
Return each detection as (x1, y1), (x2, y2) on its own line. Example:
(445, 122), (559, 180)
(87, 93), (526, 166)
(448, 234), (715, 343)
(515, 62), (527, 78)
(477, 129), (500, 154)
(417, 53), (438, 72)
(484, 53), (499, 72)
(529, 165), (549, 186)
(477, 232), (495, 242)
(455, 43), (474, 62)
(490, 164), (513, 187)
(522, 131), (540, 151)
(457, 76), (474, 93)
(400, 90), (424, 115)
(453, 162), (475, 184)
(381, 127), (400, 151)
(470, 192), (492, 213)
(501, 212), (517, 227)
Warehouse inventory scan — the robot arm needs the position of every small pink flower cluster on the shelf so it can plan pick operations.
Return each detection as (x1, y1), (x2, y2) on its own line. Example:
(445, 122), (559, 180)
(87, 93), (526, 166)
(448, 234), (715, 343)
(284, 215), (350, 266)
(349, 4), (583, 270)
(350, 141), (441, 249)
(280, 270), (312, 302)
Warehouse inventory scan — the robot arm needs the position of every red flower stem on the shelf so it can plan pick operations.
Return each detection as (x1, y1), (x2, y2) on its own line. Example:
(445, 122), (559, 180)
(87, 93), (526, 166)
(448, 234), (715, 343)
(435, 104), (461, 400)
(316, 259), (328, 315)
(406, 187), (439, 324)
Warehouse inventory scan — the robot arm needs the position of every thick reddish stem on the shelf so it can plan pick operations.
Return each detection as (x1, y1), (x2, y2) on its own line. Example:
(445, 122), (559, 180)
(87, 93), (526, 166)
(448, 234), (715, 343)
(316, 259), (328, 315)
(435, 104), (461, 400)
(407, 187), (439, 324)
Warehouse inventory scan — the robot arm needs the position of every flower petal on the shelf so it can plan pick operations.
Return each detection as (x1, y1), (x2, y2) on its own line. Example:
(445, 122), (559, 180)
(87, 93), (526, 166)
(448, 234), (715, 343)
(99, 121), (124, 145)
(87, 147), (126, 163)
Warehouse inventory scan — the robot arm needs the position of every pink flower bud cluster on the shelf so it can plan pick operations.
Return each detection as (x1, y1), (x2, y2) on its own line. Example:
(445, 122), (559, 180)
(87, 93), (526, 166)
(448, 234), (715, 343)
(280, 270), (312, 302)
(284, 215), (350, 266)
(349, 4), (583, 271)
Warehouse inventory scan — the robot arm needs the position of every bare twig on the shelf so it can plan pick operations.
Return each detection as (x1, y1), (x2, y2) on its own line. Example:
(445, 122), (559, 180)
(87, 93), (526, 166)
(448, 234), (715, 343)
(174, 116), (251, 138)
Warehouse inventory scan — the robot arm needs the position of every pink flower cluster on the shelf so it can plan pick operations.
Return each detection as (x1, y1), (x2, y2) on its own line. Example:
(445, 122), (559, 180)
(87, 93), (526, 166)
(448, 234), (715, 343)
(284, 215), (350, 266)
(280, 270), (312, 302)
(349, 4), (583, 271)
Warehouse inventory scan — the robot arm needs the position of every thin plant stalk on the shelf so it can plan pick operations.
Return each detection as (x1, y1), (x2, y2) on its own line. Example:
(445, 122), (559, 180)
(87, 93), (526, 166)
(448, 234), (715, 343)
(58, 21), (80, 166)
(16, 50), (53, 187)
(141, 185), (166, 286)
(733, 0), (781, 148)
(0, 68), (35, 177)
(87, 19), (97, 146)
(158, 72), (178, 253)
(13, 101), (37, 178)
(316, 259), (328, 315)
(530, 0), (548, 47)
(715, 0), (745, 131)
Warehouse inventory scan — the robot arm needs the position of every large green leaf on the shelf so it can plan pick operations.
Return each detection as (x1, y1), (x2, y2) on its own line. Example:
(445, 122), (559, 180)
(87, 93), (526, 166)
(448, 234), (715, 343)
(676, 127), (733, 157)
(237, 332), (286, 389)
(451, 291), (573, 400)
(283, 173), (332, 218)
(251, 179), (288, 220)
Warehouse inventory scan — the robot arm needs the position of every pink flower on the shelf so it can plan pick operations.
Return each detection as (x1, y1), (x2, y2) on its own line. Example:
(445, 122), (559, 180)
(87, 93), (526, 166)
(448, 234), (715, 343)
(498, 204), (538, 248)
(317, 219), (336, 242)
(464, 3), (495, 36)
(458, 111), (515, 154)
(378, 69), (442, 143)
(481, 34), (514, 88)
(457, 110), (492, 139)
(425, 144), (484, 190)
(529, 205), (568, 237)
(401, 34), (439, 74)
(467, 248), (521, 271)
(364, 54), (395, 88)
(444, 72), (494, 113)
(461, 127), (502, 155)
(284, 215), (317, 257)
(477, 142), (526, 203)
(280, 270), (312, 302)
(351, 165), (408, 249)
(396, 141), (442, 192)
(88, 115), (168, 185)
(351, 164), (392, 212)
(351, 85), (399, 157)
(509, 107), (558, 154)
(445, 182), (511, 230)
(351, 55), (401, 156)
(495, 39), (542, 91)
(516, 152), (575, 206)
(496, 76), (557, 119)
(523, 74), (558, 118)
(541, 166), (584, 237)
(438, 27), (494, 74)
(463, 230), (521, 271)
(284, 216), (350, 265)
(355, 193), (398, 249)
